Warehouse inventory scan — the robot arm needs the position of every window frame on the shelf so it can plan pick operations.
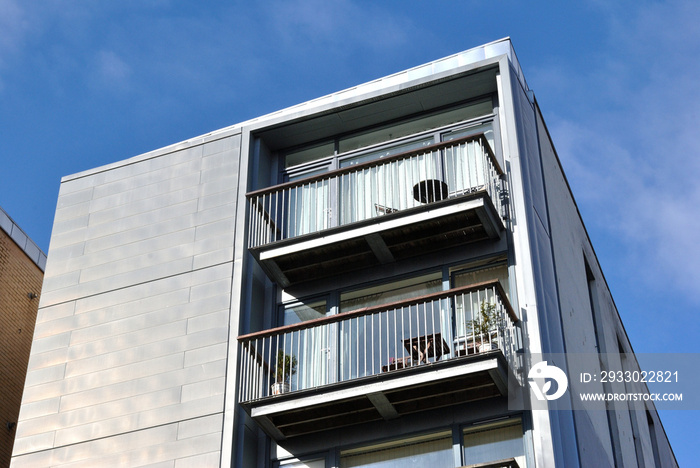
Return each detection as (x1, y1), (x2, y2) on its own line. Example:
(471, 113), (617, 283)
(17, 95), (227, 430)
(279, 98), (499, 185)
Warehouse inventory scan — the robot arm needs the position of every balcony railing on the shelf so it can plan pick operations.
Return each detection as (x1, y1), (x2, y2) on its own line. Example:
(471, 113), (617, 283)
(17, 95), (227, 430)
(238, 280), (519, 402)
(461, 459), (520, 468)
(247, 134), (505, 249)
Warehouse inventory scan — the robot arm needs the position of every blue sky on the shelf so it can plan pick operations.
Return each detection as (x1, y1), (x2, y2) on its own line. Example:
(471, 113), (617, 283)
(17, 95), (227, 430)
(1, 0), (697, 464)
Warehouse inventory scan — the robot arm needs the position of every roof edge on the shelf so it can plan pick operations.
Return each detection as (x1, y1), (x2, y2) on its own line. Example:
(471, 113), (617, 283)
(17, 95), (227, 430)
(0, 206), (47, 271)
(62, 38), (526, 182)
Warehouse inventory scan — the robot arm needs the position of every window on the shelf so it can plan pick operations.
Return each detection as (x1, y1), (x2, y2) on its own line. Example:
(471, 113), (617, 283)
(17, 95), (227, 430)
(337, 421), (525, 468)
(450, 262), (510, 351)
(339, 100), (492, 156)
(278, 459), (325, 468)
(278, 298), (331, 390)
(338, 272), (445, 380)
(646, 411), (662, 468)
(463, 419), (525, 466)
(452, 263), (509, 295)
(340, 432), (453, 468)
(339, 272), (442, 313)
(339, 137), (434, 168)
(280, 298), (328, 325)
(282, 99), (495, 177)
(285, 142), (335, 169)
(584, 259), (601, 351)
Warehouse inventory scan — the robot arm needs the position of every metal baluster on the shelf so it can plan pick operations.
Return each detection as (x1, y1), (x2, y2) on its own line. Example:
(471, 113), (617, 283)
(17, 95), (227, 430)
(245, 340), (251, 400)
(422, 300), (427, 365)
(311, 327), (316, 388)
(401, 156), (408, 211)
(377, 310), (381, 376)
(290, 185), (297, 239)
(250, 339), (256, 400)
(253, 196), (260, 248)
(363, 167), (368, 223)
(388, 159), (394, 214)
(467, 291), (473, 353)
(246, 341), (252, 400)
(370, 313), (375, 376)
(430, 299), (436, 362)
(339, 319), (344, 383)
(313, 180), (319, 233)
(326, 177), (331, 229)
(248, 199), (254, 248)
(440, 297), (448, 360)
(400, 305), (406, 366)
(261, 337), (267, 397)
(393, 307), (397, 369)
(285, 332), (290, 385)
(286, 187), (291, 241)
(408, 303), (413, 367)
(385, 309), (390, 373)
(263, 194), (270, 245)
(239, 342), (245, 400)
(360, 315), (364, 377)
(279, 187), (285, 242)
(255, 197), (260, 248)
(271, 190), (277, 243)
(264, 337), (270, 397)
(295, 329), (300, 391)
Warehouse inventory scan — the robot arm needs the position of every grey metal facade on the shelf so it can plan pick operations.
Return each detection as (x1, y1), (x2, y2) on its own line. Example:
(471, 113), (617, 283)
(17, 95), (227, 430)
(12, 133), (242, 466)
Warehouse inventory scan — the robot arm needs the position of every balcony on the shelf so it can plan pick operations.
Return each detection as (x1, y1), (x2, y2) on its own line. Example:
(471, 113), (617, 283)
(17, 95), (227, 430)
(237, 281), (520, 440)
(462, 459), (520, 468)
(247, 134), (506, 287)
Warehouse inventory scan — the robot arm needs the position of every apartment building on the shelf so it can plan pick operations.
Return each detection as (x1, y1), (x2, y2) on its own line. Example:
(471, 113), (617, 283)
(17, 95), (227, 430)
(0, 208), (46, 468)
(12, 38), (676, 467)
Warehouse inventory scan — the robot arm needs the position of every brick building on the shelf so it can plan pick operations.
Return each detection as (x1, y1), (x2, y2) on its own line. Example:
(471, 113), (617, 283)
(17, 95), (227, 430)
(0, 208), (46, 468)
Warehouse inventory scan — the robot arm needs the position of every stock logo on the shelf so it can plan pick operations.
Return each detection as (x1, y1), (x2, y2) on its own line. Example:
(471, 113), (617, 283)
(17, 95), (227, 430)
(528, 361), (568, 401)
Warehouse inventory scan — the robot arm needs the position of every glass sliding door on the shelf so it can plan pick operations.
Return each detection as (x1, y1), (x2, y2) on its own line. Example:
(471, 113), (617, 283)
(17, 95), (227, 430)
(441, 123), (494, 197)
(451, 264), (509, 353)
(284, 176), (332, 238)
(340, 432), (453, 468)
(463, 419), (525, 467)
(280, 299), (333, 391)
(339, 273), (445, 380)
(278, 458), (326, 468)
(338, 137), (438, 225)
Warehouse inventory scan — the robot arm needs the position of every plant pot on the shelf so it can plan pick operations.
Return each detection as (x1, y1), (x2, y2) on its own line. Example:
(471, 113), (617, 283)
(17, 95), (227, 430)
(477, 337), (499, 352)
(271, 382), (290, 395)
(478, 342), (496, 352)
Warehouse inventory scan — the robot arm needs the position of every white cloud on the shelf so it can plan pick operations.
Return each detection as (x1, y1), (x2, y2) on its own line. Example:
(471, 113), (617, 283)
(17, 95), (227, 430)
(92, 50), (132, 91)
(545, 0), (700, 298)
(269, 0), (410, 52)
(0, 0), (28, 89)
(0, 0), (25, 54)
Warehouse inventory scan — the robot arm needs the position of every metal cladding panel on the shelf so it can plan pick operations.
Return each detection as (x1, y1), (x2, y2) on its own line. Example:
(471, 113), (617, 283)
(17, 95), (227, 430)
(40, 136), (240, 308)
(11, 416), (222, 468)
(14, 134), (241, 467)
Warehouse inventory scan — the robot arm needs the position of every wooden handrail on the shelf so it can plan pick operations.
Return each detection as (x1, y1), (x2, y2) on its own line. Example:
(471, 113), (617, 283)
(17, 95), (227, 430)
(246, 133), (501, 198)
(238, 279), (517, 341)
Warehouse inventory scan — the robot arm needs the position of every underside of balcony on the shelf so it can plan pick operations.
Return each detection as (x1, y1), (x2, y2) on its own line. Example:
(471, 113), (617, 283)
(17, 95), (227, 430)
(250, 192), (503, 287)
(241, 351), (510, 441)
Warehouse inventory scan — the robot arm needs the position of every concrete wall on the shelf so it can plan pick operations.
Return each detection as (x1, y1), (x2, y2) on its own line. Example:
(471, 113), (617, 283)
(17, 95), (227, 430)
(0, 214), (44, 468)
(12, 131), (242, 467)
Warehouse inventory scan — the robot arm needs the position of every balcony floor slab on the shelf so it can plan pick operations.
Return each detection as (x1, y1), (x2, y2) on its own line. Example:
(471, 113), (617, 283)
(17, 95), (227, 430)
(251, 192), (503, 287)
(241, 351), (510, 440)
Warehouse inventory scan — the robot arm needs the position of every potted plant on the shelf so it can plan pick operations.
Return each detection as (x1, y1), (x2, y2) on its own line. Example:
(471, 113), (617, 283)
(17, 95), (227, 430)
(271, 350), (297, 395)
(467, 301), (500, 352)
